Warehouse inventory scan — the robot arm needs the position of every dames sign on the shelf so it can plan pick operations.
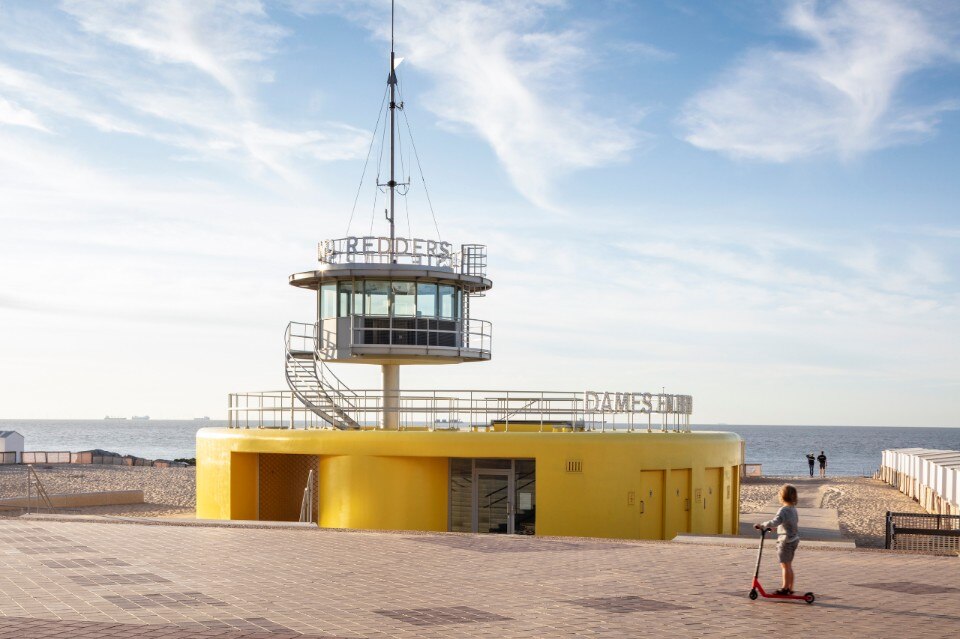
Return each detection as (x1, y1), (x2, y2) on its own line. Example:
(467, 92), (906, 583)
(320, 236), (456, 267)
(584, 391), (693, 415)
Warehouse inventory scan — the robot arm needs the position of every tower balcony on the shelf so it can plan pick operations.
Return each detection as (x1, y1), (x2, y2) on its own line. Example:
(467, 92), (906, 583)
(316, 315), (491, 364)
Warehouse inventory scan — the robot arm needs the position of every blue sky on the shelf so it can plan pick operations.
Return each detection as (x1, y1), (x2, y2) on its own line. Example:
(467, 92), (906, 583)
(0, 0), (958, 425)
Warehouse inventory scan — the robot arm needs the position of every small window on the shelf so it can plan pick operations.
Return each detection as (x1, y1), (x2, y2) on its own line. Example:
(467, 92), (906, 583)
(393, 282), (416, 316)
(353, 280), (364, 315)
(320, 283), (337, 319)
(365, 281), (390, 316)
(338, 282), (353, 317)
(439, 284), (456, 319)
(417, 283), (437, 317)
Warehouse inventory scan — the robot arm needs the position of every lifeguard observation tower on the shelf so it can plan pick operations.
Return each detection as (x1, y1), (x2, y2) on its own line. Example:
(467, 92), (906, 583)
(197, 3), (742, 540)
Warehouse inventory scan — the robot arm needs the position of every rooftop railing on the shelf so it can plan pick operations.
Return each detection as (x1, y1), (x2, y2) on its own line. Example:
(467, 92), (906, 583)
(227, 388), (693, 433)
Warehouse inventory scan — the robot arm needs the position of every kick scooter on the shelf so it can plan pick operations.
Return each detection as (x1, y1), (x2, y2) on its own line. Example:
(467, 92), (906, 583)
(749, 527), (815, 604)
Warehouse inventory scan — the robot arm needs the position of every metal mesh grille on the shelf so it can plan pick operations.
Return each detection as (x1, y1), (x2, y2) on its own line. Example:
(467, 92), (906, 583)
(258, 453), (318, 522)
(887, 512), (960, 554)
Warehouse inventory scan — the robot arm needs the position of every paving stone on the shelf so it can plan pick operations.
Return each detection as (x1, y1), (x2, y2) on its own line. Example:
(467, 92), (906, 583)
(0, 518), (958, 638)
(568, 595), (690, 613)
(373, 606), (512, 626)
(853, 581), (960, 595)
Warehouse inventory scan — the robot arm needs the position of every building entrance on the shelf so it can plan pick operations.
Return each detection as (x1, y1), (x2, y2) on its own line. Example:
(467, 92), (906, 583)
(450, 459), (535, 535)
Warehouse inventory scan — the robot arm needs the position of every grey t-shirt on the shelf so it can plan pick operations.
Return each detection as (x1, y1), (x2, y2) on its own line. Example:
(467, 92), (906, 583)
(761, 505), (800, 543)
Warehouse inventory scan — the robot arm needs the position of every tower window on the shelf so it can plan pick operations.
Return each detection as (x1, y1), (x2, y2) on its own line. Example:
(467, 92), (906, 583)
(417, 283), (438, 317)
(392, 282), (416, 316)
(320, 283), (337, 319)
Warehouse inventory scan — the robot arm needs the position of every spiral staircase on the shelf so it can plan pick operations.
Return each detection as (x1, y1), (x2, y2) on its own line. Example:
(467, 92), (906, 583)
(284, 322), (361, 430)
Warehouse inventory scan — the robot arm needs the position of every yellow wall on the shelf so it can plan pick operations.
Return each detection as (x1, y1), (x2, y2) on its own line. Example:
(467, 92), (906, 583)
(196, 428), (742, 539)
(319, 455), (448, 531)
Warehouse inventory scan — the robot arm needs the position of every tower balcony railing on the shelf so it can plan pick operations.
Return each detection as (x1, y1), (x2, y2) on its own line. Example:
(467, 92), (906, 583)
(345, 315), (491, 356)
(318, 238), (487, 278)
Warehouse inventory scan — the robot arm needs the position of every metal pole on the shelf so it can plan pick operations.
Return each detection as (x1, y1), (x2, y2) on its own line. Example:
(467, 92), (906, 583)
(388, 0), (397, 263)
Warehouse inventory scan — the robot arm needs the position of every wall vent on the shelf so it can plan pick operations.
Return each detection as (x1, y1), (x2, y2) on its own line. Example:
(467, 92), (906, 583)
(565, 460), (583, 473)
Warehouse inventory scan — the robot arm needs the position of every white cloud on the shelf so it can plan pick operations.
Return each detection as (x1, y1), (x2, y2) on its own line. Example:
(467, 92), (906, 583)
(680, 0), (959, 161)
(0, 96), (49, 132)
(0, 2), (368, 184)
(293, 0), (638, 209)
(60, 0), (284, 106)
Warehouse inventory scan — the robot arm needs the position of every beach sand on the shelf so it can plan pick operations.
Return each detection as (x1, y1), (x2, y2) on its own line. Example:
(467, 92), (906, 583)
(0, 464), (195, 519)
(740, 475), (930, 547)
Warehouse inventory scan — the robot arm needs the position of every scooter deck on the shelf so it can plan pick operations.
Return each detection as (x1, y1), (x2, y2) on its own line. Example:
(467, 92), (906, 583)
(750, 579), (815, 604)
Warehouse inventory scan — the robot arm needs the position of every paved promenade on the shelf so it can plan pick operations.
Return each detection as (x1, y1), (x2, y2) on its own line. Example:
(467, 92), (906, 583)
(0, 517), (958, 638)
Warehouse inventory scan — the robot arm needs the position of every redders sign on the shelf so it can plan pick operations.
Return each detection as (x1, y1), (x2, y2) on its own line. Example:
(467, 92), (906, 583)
(320, 236), (455, 267)
(583, 391), (693, 415)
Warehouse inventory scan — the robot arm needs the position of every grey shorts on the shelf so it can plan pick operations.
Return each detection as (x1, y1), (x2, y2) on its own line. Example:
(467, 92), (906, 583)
(777, 539), (799, 563)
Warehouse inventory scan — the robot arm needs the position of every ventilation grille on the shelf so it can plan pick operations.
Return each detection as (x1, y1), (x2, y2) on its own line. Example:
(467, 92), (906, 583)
(565, 460), (583, 473)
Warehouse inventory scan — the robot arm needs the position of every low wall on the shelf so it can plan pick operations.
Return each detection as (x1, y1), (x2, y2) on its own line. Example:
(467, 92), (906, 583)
(11, 451), (188, 467)
(0, 489), (145, 509)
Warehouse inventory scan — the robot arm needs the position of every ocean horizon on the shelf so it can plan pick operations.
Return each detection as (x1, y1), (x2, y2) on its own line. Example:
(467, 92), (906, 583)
(1, 420), (957, 476)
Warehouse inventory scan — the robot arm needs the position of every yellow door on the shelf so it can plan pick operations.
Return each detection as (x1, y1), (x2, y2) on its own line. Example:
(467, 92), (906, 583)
(665, 469), (691, 539)
(702, 467), (722, 534)
(639, 470), (664, 539)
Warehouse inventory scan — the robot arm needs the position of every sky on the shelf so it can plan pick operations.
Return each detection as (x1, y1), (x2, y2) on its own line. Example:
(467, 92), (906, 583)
(0, 0), (958, 426)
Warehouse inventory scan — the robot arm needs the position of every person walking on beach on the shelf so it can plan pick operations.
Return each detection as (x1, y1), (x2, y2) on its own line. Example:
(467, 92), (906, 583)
(805, 453), (815, 477)
(754, 484), (801, 595)
(817, 450), (827, 478)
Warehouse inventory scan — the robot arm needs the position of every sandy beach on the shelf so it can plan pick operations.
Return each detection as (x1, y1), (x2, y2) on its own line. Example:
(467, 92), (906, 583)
(0, 464), (195, 518)
(740, 475), (930, 547)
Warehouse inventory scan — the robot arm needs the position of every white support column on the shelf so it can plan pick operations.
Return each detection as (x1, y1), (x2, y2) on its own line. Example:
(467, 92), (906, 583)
(382, 364), (400, 430)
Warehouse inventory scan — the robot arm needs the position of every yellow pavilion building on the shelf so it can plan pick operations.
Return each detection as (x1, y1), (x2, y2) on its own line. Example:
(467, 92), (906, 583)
(195, 4), (741, 540)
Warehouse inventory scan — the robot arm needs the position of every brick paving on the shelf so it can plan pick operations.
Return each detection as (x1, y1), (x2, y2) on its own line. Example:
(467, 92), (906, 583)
(0, 518), (958, 638)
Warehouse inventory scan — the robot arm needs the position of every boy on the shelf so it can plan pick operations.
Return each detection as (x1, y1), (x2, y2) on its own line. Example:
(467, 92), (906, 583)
(805, 453), (815, 477)
(754, 484), (800, 595)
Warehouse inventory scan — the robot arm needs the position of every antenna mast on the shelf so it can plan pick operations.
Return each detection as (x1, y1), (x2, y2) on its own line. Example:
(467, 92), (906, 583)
(387, 0), (398, 263)
(377, 0), (407, 262)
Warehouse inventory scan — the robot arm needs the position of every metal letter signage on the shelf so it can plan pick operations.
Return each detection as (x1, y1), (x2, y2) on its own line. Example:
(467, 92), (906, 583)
(320, 236), (456, 268)
(583, 391), (693, 416)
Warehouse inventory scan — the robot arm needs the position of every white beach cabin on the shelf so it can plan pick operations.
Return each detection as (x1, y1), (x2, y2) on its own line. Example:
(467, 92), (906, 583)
(0, 430), (24, 464)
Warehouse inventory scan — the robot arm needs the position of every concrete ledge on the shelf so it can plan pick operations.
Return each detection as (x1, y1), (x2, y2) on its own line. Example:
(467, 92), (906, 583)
(0, 490), (144, 509)
(21, 513), (317, 530)
(672, 533), (857, 551)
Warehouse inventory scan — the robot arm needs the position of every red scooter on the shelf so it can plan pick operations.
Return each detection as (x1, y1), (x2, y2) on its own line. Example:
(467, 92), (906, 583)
(749, 527), (815, 604)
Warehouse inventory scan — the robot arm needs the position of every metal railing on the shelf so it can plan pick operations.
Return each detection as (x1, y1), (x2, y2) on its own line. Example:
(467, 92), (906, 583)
(885, 511), (960, 554)
(228, 388), (694, 432)
(348, 315), (492, 356)
(25, 465), (55, 514)
(287, 322), (362, 401)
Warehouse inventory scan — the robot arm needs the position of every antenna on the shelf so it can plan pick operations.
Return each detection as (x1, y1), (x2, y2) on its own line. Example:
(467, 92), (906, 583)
(387, 0), (398, 263)
(377, 0), (409, 262)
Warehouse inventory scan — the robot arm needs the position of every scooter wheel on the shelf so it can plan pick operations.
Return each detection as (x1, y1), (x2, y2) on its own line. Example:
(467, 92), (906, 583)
(749, 589), (758, 600)
(804, 593), (815, 604)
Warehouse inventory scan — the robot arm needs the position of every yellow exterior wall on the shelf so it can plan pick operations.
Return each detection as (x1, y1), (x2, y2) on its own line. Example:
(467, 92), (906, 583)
(196, 428), (742, 540)
(231, 452), (258, 520)
(319, 455), (448, 531)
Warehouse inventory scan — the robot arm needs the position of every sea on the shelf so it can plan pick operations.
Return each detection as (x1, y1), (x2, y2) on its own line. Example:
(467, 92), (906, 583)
(1, 420), (957, 475)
